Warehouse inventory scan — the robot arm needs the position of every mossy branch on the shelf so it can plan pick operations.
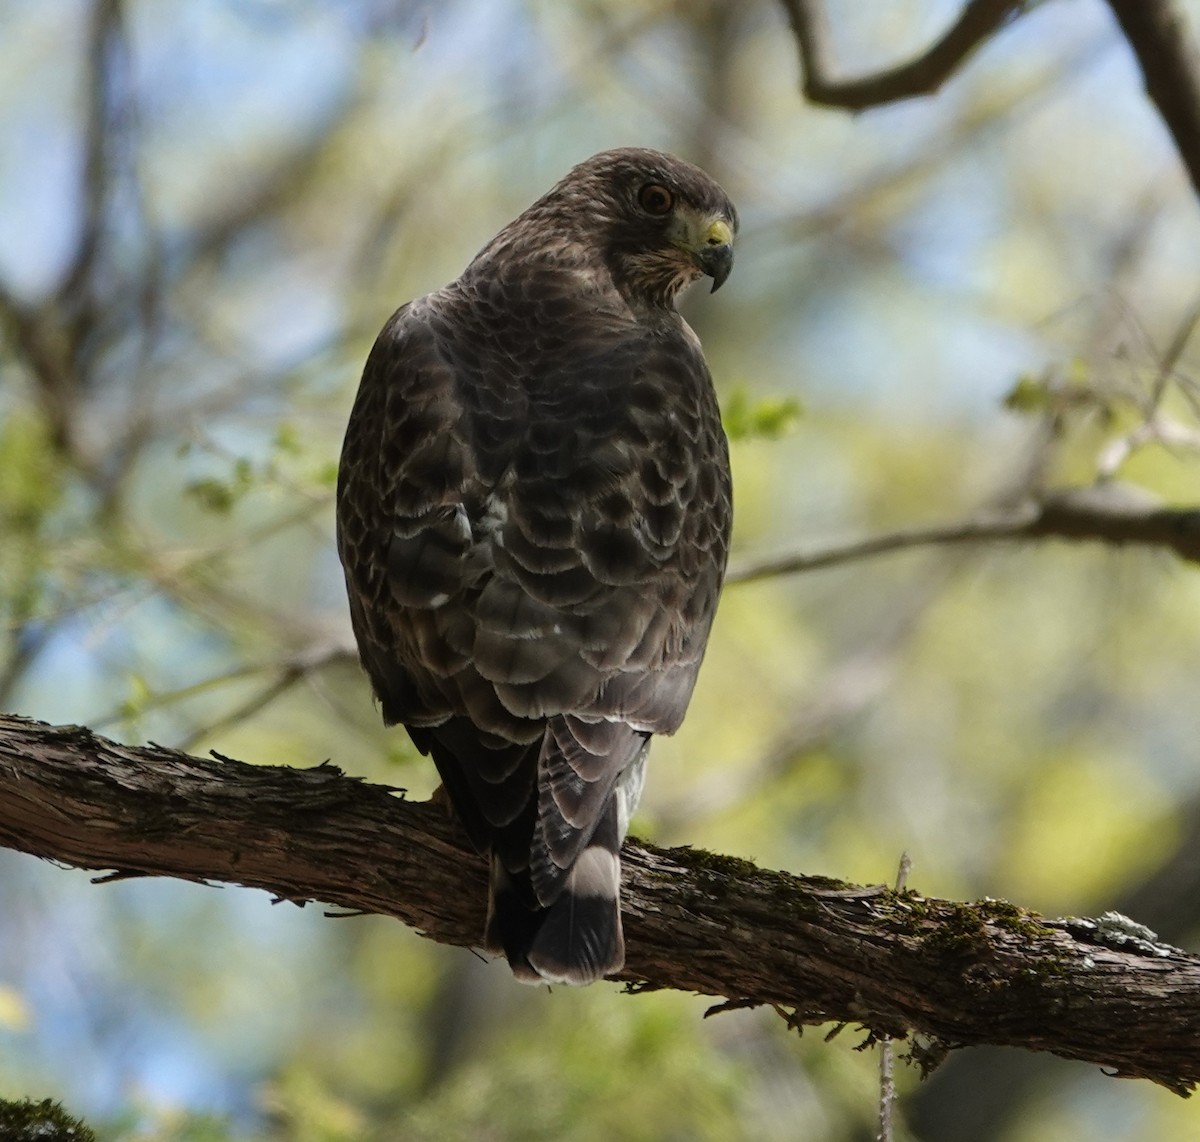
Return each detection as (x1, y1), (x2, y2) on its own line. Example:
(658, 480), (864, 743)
(1, 713), (1198, 1095)
(0, 1097), (96, 1142)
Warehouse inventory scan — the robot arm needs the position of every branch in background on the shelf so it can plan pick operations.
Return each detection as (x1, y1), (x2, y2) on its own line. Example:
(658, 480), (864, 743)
(0, 0), (135, 478)
(1105, 0), (1200, 201)
(752, 28), (1109, 255)
(779, 0), (1025, 110)
(1, 714), (1199, 1095)
(727, 484), (1200, 585)
(56, 0), (126, 307)
(780, 0), (1200, 208)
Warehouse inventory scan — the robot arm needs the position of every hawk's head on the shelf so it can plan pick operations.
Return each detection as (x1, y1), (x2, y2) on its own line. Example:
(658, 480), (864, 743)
(532, 147), (739, 308)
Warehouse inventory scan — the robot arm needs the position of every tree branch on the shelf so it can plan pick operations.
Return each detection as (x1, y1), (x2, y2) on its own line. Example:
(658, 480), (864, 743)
(1105, 0), (1200, 201)
(727, 485), (1200, 585)
(779, 0), (1026, 110)
(1, 714), (1198, 1094)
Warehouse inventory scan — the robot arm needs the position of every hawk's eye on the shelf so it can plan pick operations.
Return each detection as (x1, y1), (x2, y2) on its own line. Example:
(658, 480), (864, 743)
(638, 183), (674, 215)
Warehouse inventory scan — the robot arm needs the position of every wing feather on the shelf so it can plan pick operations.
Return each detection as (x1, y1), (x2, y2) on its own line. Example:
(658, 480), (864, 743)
(337, 265), (732, 982)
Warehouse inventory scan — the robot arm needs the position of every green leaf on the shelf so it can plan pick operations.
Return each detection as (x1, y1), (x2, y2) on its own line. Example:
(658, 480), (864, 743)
(0, 410), (63, 526)
(273, 421), (303, 456)
(1003, 373), (1053, 414)
(185, 477), (237, 514)
(314, 460), (340, 489)
(722, 387), (803, 441)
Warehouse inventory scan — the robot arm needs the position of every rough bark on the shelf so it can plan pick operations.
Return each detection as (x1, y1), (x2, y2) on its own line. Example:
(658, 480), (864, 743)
(1, 714), (1198, 1094)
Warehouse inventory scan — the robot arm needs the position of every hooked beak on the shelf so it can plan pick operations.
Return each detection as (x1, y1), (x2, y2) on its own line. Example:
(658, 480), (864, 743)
(697, 242), (734, 292)
(694, 217), (735, 292)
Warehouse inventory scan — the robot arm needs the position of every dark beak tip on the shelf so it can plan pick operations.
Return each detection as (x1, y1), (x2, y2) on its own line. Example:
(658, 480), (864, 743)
(703, 246), (734, 293)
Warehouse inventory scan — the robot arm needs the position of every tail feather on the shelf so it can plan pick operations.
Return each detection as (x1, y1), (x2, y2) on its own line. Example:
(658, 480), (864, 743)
(480, 728), (645, 986)
(483, 860), (545, 984)
(485, 799), (626, 986)
(527, 845), (624, 985)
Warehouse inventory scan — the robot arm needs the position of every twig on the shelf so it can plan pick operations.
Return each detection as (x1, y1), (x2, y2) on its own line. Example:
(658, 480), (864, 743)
(728, 506), (1039, 584)
(779, 0), (1027, 110)
(878, 853), (912, 1142)
(174, 661), (316, 753)
(1096, 415), (1200, 481)
(1149, 289), (1200, 412)
(1096, 289), (1200, 477)
(727, 486), (1200, 585)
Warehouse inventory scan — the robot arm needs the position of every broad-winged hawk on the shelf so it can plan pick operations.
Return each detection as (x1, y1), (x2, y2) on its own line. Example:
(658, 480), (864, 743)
(337, 148), (736, 984)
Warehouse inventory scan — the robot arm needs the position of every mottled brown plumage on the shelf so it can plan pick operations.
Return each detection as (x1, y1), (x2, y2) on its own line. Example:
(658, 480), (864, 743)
(337, 148), (736, 983)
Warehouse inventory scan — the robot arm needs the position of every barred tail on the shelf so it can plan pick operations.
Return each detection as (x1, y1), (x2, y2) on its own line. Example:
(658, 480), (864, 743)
(527, 842), (624, 984)
(484, 804), (625, 986)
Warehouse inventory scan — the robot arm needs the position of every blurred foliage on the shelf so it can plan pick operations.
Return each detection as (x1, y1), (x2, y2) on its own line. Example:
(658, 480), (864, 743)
(722, 386), (804, 441)
(4, 1), (1200, 1140)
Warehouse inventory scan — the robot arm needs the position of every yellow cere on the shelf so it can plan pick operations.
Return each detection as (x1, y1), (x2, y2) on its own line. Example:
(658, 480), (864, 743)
(704, 218), (733, 246)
